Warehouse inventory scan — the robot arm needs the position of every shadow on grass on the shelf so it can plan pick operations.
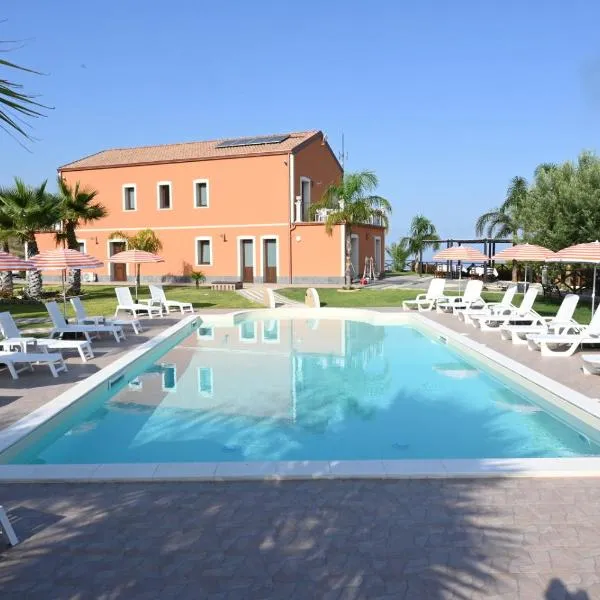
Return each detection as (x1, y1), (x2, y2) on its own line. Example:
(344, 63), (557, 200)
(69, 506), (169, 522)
(0, 477), (579, 598)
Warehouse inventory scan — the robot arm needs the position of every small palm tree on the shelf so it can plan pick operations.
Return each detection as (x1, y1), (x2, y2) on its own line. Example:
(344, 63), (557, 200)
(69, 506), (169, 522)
(386, 240), (411, 273)
(401, 215), (440, 275)
(109, 229), (163, 291)
(55, 177), (107, 295)
(0, 178), (58, 299)
(475, 176), (528, 281)
(310, 171), (391, 287)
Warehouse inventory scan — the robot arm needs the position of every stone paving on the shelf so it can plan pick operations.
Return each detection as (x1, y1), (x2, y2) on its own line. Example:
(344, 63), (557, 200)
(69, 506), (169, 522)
(1, 478), (599, 599)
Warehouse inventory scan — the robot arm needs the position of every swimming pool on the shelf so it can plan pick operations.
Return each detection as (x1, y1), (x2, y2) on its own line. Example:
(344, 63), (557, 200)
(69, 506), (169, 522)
(2, 313), (599, 467)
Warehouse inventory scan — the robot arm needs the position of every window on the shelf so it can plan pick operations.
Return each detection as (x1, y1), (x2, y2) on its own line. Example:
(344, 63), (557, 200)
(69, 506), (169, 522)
(300, 177), (311, 222)
(161, 364), (177, 392)
(194, 179), (209, 208)
(123, 185), (136, 211)
(157, 182), (172, 210)
(77, 240), (86, 253)
(239, 321), (257, 342)
(197, 326), (214, 341)
(198, 367), (213, 396)
(195, 238), (212, 265)
(262, 320), (279, 343)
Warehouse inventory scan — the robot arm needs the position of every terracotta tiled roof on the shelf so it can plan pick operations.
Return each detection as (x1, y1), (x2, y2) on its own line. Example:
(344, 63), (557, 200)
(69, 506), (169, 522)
(60, 130), (321, 171)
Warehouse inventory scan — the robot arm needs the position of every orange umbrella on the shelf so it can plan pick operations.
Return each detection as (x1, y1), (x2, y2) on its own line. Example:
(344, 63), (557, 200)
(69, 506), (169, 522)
(547, 241), (600, 315)
(492, 243), (556, 285)
(432, 246), (488, 295)
(108, 250), (164, 299)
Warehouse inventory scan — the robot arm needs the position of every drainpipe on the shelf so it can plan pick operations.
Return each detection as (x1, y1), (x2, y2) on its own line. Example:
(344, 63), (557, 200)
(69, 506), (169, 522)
(288, 152), (295, 285)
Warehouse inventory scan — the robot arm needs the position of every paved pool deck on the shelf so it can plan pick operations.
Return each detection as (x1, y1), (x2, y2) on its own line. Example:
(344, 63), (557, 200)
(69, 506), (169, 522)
(1, 307), (600, 599)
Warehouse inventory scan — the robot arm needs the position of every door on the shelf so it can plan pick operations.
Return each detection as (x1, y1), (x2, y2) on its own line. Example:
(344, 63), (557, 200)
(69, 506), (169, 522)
(241, 239), (254, 283)
(263, 239), (277, 283)
(374, 237), (382, 274)
(110, 241), (127, 281)
(350, 236), (359, 278)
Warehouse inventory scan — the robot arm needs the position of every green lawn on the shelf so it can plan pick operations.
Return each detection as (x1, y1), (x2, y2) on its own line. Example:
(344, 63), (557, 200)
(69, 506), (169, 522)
(277, 287), (594, 324)
(1, 285), (260, 320)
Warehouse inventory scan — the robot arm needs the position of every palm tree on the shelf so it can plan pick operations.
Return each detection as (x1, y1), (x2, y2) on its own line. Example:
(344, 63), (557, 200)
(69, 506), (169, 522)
(109, 229), (163, 291)
(386, 240), (410, 273)
(310, 171), (392, 287)
(0, 211), (15, 295)
(0, 52), (47, 140)
(55, 177), (107, 295)
(400, 215), (440, 275)
(475, 176), (528, 281)
(0, 178), (58, 299)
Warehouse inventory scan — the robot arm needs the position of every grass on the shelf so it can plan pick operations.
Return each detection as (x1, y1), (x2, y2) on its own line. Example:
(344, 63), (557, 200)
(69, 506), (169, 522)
(277, 287), (594, 324)
(1, 284), (260, 320)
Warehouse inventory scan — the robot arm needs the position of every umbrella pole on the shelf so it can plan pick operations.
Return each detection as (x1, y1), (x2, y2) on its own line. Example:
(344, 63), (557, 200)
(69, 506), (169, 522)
(136, 264), (140, 301)
(62, 269), (67, 318)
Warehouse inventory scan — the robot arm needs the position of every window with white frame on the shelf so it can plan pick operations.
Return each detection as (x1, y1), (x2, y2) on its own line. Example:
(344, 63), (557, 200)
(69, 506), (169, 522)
(157, 182), (172, 210)
(123, 185), (136, 211)
(196, 238), (212, 265)
(194, 179), (209, 208)
(198, 367), (213, 396)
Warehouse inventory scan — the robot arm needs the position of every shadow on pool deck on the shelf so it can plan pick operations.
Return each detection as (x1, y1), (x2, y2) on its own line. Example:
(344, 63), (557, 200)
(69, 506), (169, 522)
(1, 478), (600, 599)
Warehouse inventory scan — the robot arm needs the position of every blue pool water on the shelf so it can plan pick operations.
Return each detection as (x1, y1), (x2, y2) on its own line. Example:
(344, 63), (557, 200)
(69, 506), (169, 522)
(3, 318), (599, 464)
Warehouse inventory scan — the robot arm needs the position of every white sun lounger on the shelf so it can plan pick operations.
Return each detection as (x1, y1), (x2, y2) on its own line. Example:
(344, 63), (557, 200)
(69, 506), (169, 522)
(0, 505), (18, 546)
(436, 280), (484, 314)
(582, 355), (600, 375)
(402, 279), (448, 312)
(527, 306), (600, 357)
(500, 294), (579, 345)
(70, 297), (142, 335)
(149, 285), (194, 314)
(458, 284), (518, 326)
(470, 287), (540, 331)
(0, 311), (94, 362)
(115, 287), (163, 319)
(0, 350), (67, 379)
(46, 301), (125, 343)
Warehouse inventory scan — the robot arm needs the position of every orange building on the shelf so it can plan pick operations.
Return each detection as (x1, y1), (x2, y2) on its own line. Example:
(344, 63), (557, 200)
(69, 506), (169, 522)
(38, 130), (385, 285)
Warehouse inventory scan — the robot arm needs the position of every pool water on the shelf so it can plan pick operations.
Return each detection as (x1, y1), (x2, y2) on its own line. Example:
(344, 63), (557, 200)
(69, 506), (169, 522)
(3, 318), (599, 464)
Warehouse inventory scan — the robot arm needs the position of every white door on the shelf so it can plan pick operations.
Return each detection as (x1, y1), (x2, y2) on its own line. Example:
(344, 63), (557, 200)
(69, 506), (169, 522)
(374, 237), (382, 273)
(350, 236), (359, 277)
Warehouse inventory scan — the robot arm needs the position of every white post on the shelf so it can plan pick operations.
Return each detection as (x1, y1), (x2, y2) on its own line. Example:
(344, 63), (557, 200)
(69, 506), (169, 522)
(294, 200), (302, 223)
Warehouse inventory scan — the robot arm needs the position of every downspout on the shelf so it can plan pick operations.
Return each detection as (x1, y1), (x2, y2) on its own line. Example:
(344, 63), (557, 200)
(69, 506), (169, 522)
(288, 152), (295, 285)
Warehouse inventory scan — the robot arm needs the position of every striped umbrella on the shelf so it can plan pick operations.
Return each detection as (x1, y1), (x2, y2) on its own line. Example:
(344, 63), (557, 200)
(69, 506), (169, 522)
(108, 250), (164, 299)
(492, 243), (556, 285)
(31, 248), (104, 315)
(432, 246), (488, 295)
(547, 241), (600, 315)
(0, 251), (36, 271)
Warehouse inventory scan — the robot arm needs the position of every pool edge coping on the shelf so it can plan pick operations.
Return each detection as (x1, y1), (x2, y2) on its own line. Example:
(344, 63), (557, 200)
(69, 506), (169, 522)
(1, 307), (600, 482)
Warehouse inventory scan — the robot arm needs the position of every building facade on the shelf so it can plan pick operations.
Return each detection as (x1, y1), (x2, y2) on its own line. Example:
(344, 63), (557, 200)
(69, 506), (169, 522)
(37, 130), (385, 285)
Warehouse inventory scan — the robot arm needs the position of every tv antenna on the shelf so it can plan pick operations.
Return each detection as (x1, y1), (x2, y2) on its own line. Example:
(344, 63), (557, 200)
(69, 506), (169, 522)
(338, 133), (348, 170)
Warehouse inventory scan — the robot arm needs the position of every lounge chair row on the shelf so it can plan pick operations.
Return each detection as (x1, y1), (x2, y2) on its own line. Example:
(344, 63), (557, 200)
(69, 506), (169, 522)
(0, 286), (194, 379)
(407, 278), (600, 365)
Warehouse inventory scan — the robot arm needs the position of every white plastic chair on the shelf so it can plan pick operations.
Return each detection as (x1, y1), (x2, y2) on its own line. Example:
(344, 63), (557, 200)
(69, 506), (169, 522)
(402, 279), (447, 312)
(70, 297), (142, 335)
(46, 301), (125, 343)
(149, 285), (193, 314)
(0, 350), (67, 379)
(458, 284), (518, 325)
(114, 288), (163, 319)
(0, 311), (94, 362)
(470, 287), (540, 331)
(436, 280), (484, 314)
(0, 506), (18, 546)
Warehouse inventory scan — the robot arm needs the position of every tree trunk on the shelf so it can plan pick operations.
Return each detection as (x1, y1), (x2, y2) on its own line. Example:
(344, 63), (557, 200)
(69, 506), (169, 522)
(419, 250), (423, 276)
(345, 232), (352, 288)
(65, 223), (82, 296)
(0, 240), (13, 297)
(512, 261), (518, 283)
(25, 236), (43, 300)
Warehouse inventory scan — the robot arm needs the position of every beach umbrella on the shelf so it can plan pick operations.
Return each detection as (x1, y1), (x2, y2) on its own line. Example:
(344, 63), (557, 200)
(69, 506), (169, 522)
(0, 251), (36, 272)
(431, 246), (488, 295)
(108, 250), (164, 300)
(547, 241), (600, 315)
(31, 248), (103, 315)
(492, 243), (556, 285)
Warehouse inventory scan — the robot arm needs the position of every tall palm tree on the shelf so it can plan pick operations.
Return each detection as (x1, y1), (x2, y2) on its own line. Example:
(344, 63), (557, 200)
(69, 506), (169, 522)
(400, 215), (440, 275)
(0, 178), (58, 299)
(0, 52), (47, 140)
(310, 171), (392, 287)
(0, 210), (15, 295)
(55, 177), (107, 295)
(475, 176), (528, 281)
(109, 229), (163, 291)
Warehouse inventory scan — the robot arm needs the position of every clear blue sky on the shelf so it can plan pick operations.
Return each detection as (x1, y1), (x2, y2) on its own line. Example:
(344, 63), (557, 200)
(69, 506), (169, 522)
(2, 0), (600, 246)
